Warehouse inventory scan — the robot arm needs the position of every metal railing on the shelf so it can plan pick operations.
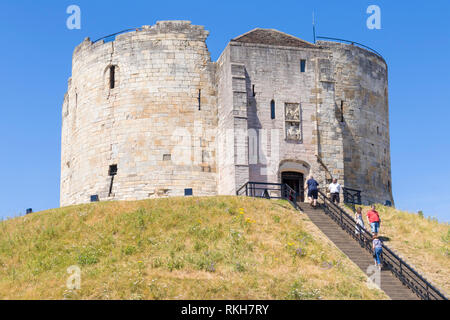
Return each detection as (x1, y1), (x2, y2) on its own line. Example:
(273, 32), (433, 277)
(93, 28), (141, 43)
(317, 190), (447, 300)
(316, 36), (384, 60)
(343, 187), (362, 208)
(236, 182), (299, 210)
(236, 181), (447, 300)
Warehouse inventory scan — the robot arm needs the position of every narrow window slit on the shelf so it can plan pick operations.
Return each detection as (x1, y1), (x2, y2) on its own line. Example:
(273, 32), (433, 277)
(270, 100), (275, 119)
(109, 66), (115, 89)
(300, 59), (306, 73)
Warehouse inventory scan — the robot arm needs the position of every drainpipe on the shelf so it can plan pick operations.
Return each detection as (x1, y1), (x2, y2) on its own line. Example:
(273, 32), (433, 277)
(313, 58), (322, 181)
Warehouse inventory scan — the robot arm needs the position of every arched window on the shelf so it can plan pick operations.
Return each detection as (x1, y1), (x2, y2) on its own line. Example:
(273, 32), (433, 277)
(270, 100), (275, 119)
(104, 65), (120, 92)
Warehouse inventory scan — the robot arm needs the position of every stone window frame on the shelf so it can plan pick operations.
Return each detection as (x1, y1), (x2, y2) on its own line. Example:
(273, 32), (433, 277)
(104, 64), (120, 95)
(284, 102), (302, 142)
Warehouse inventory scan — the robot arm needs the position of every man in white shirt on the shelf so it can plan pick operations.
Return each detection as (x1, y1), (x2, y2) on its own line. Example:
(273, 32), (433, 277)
(328, 178), (341, 204)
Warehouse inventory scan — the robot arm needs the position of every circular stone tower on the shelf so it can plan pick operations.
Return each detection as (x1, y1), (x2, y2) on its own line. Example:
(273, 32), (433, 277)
(317, 41), (393, 204)
(61, 21), (217, 206)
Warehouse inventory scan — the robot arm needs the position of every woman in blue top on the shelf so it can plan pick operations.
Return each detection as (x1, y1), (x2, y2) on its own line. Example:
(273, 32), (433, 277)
(372, 234), (383, 269)
(305, 175), (319, 208)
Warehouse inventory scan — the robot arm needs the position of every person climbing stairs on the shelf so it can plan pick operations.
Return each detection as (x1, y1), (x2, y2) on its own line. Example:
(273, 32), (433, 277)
(300, 203), (419, 300)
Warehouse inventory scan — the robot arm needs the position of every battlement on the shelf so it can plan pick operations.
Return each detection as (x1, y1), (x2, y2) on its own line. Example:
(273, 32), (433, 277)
(73, 21), (209, 58)
(146, 20), (209, 40)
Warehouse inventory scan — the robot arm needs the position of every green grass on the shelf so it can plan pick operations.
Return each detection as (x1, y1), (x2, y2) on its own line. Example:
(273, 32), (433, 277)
(347, 204), (449, 296)
(0, 196), (387, 300)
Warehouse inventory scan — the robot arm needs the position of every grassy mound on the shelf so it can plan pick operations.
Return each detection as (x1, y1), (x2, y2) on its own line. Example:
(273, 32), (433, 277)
(0, 196), (387, 300)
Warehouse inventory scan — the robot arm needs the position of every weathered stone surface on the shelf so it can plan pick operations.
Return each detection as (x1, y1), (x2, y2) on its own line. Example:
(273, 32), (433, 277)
(61, 24), (393, 206)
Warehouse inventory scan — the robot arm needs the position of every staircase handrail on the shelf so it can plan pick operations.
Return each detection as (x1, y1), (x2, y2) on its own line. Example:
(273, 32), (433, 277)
(317, 190), (447, 300)
(236, 181), (299, 210)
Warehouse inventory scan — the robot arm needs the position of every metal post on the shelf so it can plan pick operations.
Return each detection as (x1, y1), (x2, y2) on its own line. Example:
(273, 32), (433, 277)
(108, 175), (115, 197)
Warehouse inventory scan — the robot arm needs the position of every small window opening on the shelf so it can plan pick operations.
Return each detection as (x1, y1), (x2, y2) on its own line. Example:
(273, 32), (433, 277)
(252, 85), (256, 97)
(184, 188), (193, 196)
(108, 164), (118, 176)
(377, 126), (380, 135)
(300, 60), (306, 73)
(340, 100), (344, 122)
(108, 164), (117, 197)
(163, 154), (171, 161)
(90, 195), (99, 202)
(109, 66), (116, 89)
(270, 100), (275, 119)
(198, 89), (201, 110)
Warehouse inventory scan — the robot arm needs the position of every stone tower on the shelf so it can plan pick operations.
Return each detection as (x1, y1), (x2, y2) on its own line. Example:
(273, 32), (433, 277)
(61, 21), (217, 206)
(61, 21), (393, 206)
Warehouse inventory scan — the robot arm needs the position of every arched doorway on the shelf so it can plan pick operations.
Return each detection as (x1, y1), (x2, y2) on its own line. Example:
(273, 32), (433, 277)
(281, 171), (304, 202)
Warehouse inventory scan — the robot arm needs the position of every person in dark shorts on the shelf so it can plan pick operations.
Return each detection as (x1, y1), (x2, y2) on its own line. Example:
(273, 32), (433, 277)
(305, 175), (319, 208)
(328, 178), (341, 204)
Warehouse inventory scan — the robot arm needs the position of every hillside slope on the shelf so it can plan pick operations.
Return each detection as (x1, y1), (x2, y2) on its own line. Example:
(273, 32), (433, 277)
(0, 196), (387, 300)
(346, 204), (449, 296)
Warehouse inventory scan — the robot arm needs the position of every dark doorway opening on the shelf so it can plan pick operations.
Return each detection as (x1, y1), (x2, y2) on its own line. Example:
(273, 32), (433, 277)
(281, 172), (304, 202)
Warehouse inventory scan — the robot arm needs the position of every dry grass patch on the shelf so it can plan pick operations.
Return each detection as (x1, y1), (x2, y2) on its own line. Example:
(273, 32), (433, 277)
(0, 196), (387, 300)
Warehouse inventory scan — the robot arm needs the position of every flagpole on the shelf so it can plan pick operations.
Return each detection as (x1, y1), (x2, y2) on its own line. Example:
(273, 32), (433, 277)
(312, 11), (316, 44)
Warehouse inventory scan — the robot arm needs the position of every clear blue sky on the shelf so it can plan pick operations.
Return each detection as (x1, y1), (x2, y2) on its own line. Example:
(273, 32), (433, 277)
(0, 0), (449, 222)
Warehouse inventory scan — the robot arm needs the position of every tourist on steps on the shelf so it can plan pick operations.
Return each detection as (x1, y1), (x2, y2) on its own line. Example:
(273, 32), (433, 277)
(355, 207), (365, 235)
(305, 175), (319, 208)
(328, 178), (341, 204)
(366, 204), (381, 235)
(372, 234), (383, 269)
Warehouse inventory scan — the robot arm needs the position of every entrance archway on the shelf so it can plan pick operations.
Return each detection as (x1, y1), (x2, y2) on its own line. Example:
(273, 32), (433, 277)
(281, 171), (304, 202)
(279, 160), (311, 202)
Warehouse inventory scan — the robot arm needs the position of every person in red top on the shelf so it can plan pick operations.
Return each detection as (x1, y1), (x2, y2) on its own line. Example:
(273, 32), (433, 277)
(366, 204), (381, 235)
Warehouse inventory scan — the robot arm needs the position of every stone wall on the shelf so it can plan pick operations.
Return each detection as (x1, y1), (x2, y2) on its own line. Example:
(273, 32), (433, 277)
(61, 23), (394, 206)
(318, 41), (393, 205)
(61, 21), (218, 206)
(218, 41), (346, 197)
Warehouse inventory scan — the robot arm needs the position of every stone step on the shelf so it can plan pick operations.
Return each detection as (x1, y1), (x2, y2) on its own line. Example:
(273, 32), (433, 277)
(301, 205), (420, 300)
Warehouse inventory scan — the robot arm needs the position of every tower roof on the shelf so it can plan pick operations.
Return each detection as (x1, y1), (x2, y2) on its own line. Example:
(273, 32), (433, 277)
(231, 28), (316, 48)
